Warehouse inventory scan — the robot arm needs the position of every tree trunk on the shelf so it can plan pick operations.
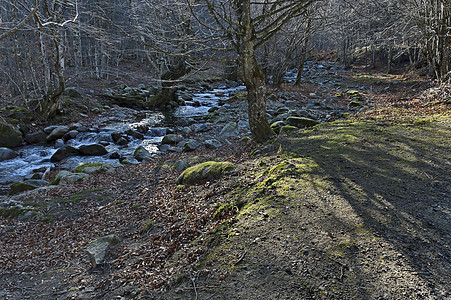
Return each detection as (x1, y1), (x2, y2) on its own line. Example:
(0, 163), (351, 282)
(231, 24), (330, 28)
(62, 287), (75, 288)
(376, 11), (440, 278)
(235, 0), (274, 143)
(295, 37), (309, 86)
(38, 36), (65, 119)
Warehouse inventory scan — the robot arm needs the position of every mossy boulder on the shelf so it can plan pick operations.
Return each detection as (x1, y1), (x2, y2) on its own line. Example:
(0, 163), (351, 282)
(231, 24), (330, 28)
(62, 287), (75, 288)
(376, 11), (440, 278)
(162, 134), (184, 144)
(0, 122), (23, 148)
(177, 161), (235, 185)
(280, 125), (297, 134)
(52, 170), (89, 185)
(286, 117), (320, 128)
(7, 106), (34, 122)
(74, 163), (114, 174)
(270, 121), (286, 133)
(9, 182), (37, 195)
(349, 100), (362, 107)
(346, 90), (361, 98)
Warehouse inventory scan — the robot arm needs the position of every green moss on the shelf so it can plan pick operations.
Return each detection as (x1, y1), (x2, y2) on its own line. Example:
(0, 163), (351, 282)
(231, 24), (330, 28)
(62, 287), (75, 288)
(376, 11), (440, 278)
(9, 182), (37, 195)
(349, 100), (361, 107)
(177, 161), (235, 185)
(0, 206), (26, 218)
(74, 163), (104, 173)
(10, 119), (19, 124)
(140, 220), (154, 234)
(280, 125), (297, 134)
(413, 118), (432, 125)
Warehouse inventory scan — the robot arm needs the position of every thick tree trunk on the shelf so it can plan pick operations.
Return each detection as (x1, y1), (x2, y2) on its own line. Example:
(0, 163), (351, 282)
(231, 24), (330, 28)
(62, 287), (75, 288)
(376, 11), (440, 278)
(235, 0), (274, 143)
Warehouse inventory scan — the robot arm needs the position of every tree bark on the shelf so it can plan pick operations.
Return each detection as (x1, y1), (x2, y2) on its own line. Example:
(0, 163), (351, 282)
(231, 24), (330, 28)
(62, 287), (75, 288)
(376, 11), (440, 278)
(235, 0), (274, 143)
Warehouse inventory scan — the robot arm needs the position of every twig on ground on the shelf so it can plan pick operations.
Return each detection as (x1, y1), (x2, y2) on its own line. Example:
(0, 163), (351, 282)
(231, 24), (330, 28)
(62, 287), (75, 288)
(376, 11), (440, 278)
(234, 250), (247, 266)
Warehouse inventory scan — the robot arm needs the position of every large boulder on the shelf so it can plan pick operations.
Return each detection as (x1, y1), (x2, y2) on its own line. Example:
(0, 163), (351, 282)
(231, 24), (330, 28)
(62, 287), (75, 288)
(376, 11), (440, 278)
(0, 122), (23, 148)
(46, 126), (70, 141)
(0, 147), (18, 161)
(286, 117), (320, 128)
(133, 146), (153, 162)
(24, 130), (47, 144)
(50, 145), (79, 162)
(177, 161), (235, 185)
(78, 144), (108, 156)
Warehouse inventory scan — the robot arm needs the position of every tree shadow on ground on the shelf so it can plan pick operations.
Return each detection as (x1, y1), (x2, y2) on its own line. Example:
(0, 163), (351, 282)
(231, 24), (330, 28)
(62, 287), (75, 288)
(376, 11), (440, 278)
(281, 119), (450, 297)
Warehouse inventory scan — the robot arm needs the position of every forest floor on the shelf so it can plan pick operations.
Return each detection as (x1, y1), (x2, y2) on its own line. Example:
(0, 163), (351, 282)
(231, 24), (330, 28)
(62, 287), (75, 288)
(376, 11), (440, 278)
(0, 63), (450, 299)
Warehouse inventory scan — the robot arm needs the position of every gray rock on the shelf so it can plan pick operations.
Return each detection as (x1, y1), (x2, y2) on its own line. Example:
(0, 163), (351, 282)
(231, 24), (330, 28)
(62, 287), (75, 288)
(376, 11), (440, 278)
(74, 163), (114, 174)
(125, 129), (144, 140)
(0, 123), (23, 148)
(50, 145), (79, 162)
(58, 172), (89, 185)
(167, 146), (183, 153)
(43, 125), (59, 134)
(63, 130), (79, 141)
(86, 235), (120, 268)
(162, 134), (184, 144)
(24, 131), (47, 144)
(134, 146), (153, 162)
(174, 160), (189, 171)
(193, 123), (210, 133)
(24, 172), (43, 180)
(78, 144), (108, 156)
(46, 126), (70, 141)
(121, 157), (139, 165)
(115, 137), (129, 146)
(183, 139), (202, 151)
(24, 179), (48, 187)
(54, 139), (65, 148)
(219, 122), (238, 137)
(286, 117), (320, 128)
(76, 125), (90, 133)
(290, 110), (316, 119)
(0, 147), (18, 161)
(64, 87), (82, 98)
(204, 139), (222, 149)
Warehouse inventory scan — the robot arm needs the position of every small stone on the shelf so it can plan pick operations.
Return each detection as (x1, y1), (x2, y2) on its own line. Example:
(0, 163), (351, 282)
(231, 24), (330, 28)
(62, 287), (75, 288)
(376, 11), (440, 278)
(174, 160), (189, 171)
(86, 235), (120, 268)
(204, 139), (222, 149)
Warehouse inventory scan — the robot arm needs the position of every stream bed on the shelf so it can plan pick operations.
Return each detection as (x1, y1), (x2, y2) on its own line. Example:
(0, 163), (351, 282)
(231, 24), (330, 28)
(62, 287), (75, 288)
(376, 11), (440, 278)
(0, 85), (245, 194)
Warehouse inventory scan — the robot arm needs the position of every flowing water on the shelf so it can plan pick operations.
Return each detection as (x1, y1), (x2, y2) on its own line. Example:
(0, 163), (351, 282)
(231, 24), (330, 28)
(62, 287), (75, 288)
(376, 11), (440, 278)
(0, 85), (245, 194)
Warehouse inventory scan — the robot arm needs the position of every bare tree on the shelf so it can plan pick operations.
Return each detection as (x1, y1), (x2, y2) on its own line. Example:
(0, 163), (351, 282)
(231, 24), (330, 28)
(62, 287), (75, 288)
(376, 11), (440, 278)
(187, 0), (319, 142)
(402, 0), (450, 82)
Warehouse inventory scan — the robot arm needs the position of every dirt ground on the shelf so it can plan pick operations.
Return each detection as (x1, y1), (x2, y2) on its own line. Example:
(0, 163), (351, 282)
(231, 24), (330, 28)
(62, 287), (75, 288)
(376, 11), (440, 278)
(0, 63), (450, 299)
